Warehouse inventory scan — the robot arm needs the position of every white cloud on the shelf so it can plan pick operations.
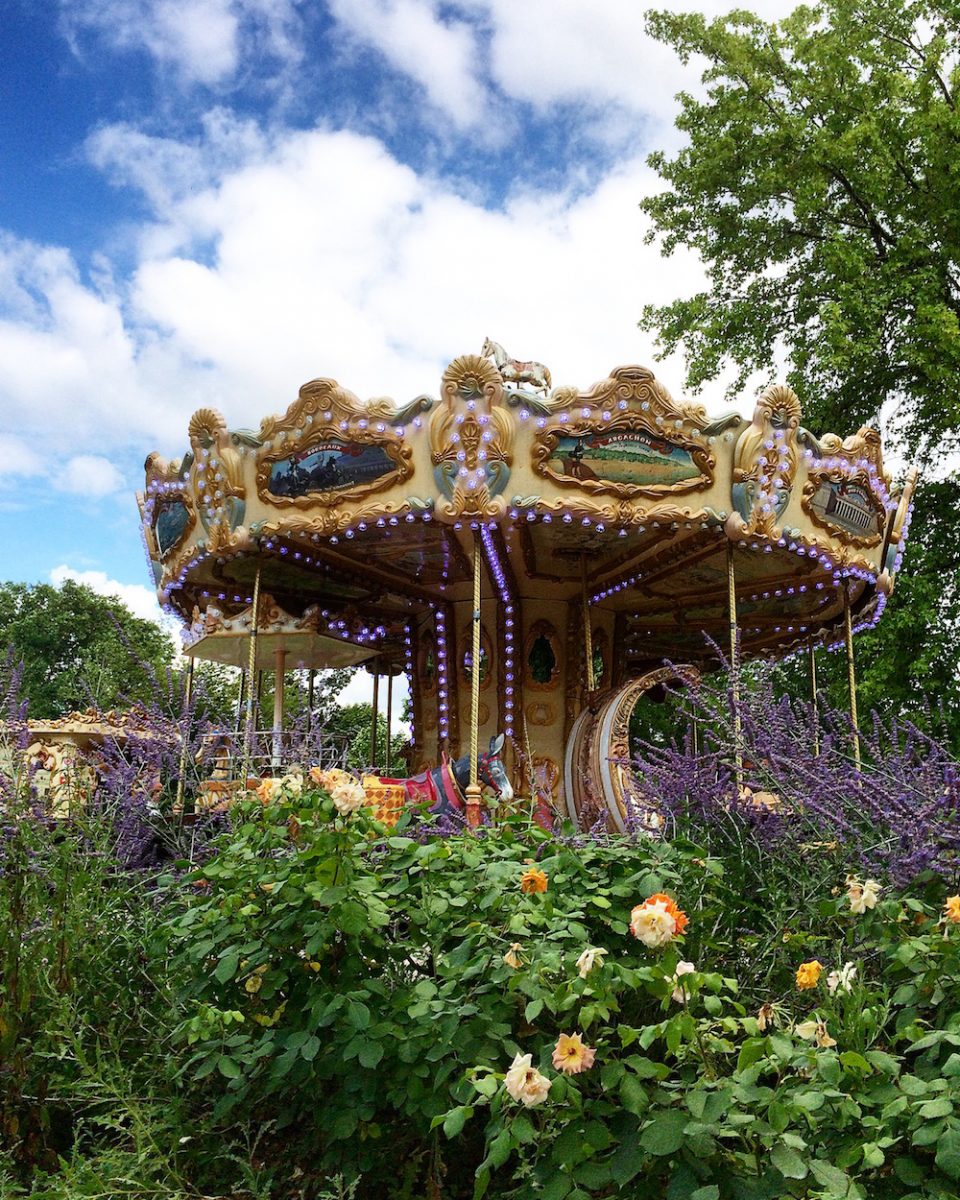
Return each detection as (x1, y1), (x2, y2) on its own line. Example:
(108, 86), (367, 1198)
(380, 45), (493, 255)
(0, 435), (44, 481)
(50, 564), (167, 627)
(55, 455), (126, 496)
(60, 0), (303, 87)
(0, 118), (724, 483)
(322, 0), (800, 141)
(326, 0), (486, 128)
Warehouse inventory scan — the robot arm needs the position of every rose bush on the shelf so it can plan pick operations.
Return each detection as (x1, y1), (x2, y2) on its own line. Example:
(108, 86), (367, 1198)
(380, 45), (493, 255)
(164, 779), (960, 1199)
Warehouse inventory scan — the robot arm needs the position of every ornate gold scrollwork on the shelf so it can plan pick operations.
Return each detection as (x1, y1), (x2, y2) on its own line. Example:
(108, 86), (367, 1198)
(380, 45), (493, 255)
(259, 498), (412, 540)
(532, 365), (714, 499)
(819, 425), (890, 486)
(431, 355), (514, 520)
(256, 378), (413, 508)
(801, 425), (889, 549)
(531, 495), (710, 529)
(728, 384), (801, 538)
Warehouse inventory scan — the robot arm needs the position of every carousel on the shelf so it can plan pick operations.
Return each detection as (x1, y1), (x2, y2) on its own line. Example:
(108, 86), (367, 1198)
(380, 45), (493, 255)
(138, 342), (916, 829)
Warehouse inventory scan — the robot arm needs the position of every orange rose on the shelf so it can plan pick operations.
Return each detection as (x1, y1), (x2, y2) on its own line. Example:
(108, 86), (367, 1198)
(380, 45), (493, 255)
(520, 866), (548, 894)
(629, 893), (688, 946)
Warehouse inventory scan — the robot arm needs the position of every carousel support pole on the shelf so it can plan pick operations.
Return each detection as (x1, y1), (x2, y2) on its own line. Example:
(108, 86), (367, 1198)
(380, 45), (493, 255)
(466, 529), (484, 829)
(385, 669), (394, 777)
(370, 667), (380, 771)
(844, 585), (862, 771)
(272, 647), (286, 771)
(235, 667), (247, 732)
(241, 567), (263, 784)
(256, 671), (264, 763)
(306, 668), (316, 737)
(726, 541), (744, 797)
(174, 655), (195, 813)
(581, 554), (596, 694)
(808, 635), (821, 757)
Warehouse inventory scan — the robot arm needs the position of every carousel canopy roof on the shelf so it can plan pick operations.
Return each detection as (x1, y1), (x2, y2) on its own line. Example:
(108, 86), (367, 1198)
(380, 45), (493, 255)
(138, 349), (916, 673)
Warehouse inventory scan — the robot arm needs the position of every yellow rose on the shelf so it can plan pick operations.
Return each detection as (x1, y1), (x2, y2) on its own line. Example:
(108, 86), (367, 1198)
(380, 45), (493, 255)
(795, 960), (823, 990)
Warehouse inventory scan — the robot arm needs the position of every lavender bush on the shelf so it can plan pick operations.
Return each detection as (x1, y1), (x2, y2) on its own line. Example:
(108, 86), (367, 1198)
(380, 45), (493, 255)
(625, 660), (960, 888)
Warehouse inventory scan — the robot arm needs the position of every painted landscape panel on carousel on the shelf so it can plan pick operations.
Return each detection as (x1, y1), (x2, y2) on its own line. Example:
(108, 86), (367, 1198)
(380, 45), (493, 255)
(268, 441), (394, 497)
(547, 431), (700, 486)
(808, 479), (882, 538)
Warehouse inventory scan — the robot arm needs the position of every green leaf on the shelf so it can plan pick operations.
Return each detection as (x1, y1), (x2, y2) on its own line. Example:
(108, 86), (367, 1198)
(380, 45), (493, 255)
(358, 1040), (383, 1068)
(920, 1097), (954, 1119)
(485, 1128), (513, 1171)
(625, 1055), (666, 1079)
(817, 1055), (841, 1086)
(771, 1143), (808, 1180)
(620, 1074), (649, 1117)
(301, 1034), (322, 1062)
(640, 1110), (688, 1156)
(767, 1101), (790, 1133)
(865, 1050), (900, 1076)
(539, 1175), (572, 1200)
(737, 1037), (767, 1073)
(809, 1159), (851, 1196)
(214, 952), (239, 983)
(443, 1106), (473, 1139)
(511, 1114), (535, 1145)
(216, 1054), (241, 1079)
(893, 1157), (925, 1186)
(689, 1189), (720, 1200)
(936, 1130), (960, 1181)
(609, 1141), (648, 1186)
(347, 1000), (371, 1029)
(525, 998), (544, 1023)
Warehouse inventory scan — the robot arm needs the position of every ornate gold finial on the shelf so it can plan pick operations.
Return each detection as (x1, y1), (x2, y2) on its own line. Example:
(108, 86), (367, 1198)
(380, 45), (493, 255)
(728, 383), (802, 538)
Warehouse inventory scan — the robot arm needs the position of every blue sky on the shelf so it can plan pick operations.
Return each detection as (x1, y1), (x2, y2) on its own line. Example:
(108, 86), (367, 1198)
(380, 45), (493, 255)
(1, 0), (793, 632)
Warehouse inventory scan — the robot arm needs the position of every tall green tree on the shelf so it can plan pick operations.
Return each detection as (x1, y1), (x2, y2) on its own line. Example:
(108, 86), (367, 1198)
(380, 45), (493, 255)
(642, 0), (960, 457)
(0, 580), (174, 717)
(641, 0), (960, 741)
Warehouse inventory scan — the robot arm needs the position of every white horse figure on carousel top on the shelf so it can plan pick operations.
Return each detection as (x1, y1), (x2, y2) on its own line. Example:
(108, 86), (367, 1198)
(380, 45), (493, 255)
(482, 337), (552, 396)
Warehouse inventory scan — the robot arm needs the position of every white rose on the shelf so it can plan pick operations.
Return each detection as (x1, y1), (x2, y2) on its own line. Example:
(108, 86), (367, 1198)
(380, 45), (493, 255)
(503, 1053), (551, 1107)
(629, 899), (677, 947)
(575, 946), (608, 979)
(670, 960), (696, 1003)
(331, 779), (367, 816)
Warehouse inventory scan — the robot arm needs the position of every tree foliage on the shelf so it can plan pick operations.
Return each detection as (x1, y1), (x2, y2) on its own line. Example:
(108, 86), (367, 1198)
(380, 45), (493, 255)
(0, 580), (174, 717)
(641, 0), (960, 739)
(641, 0), (960, 461)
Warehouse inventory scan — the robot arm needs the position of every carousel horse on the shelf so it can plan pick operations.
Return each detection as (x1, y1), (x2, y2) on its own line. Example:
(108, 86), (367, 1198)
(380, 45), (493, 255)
(481, 338), (552, 396)
(363, 733), (514, 826)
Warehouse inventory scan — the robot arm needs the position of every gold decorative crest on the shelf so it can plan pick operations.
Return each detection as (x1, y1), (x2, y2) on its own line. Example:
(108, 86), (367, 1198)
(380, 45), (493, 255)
(431, 355), (514, 519)
(256, 378), (413, 507)
(728, 384), (802, 537)
(800, 425), (889, 548)
(532, 365), (714, 499)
